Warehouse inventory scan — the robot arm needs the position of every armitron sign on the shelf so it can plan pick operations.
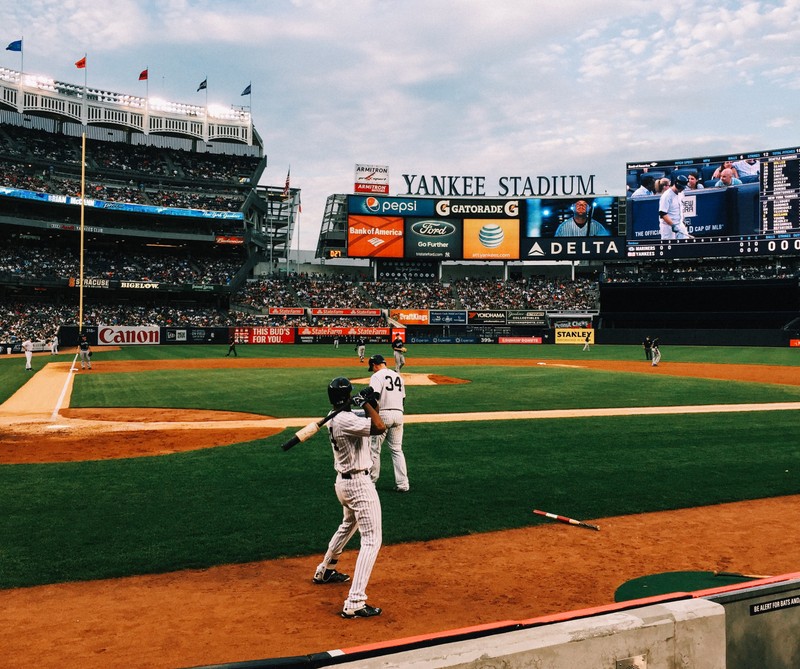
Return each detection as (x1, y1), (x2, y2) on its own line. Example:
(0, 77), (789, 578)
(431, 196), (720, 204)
(98, 325), (160, 345)
(355, 164), (390, 194)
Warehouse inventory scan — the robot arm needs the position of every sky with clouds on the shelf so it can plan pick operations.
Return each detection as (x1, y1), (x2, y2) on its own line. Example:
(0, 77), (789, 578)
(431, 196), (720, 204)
(4, 0), (800, 250)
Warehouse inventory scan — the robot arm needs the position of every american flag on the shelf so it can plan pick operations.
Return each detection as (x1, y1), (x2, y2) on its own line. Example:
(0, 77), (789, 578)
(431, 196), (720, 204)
(282, 168), (290, 199)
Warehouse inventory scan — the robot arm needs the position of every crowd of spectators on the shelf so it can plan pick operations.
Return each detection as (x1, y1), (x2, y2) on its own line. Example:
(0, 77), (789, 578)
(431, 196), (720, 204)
(92, 144), (169, 176)
(292, 276), (367, 308)
(603, 258), (799, 283)
(0, 123), (258, 216)
(359, 280), (457, 310)
(148, 188), (244, 211)
(0, 244), (245, 286)
(172, 151), (261, 183)
(0, 124), (259, 185)
(0, 164), (245, 213)
(2, 245), (798, 340)
(234, 276), (307, 309)
(0, 299), (235, 344)
(453, 276), (600, 311)
(0, 300), (69, 344)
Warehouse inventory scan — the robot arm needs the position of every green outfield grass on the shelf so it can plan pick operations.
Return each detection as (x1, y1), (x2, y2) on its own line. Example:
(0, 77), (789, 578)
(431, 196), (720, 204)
(0, 344), (798, 589)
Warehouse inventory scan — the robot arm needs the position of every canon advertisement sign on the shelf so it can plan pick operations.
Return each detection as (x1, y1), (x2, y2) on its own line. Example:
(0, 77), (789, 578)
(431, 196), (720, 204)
(98, 325), (160, 346)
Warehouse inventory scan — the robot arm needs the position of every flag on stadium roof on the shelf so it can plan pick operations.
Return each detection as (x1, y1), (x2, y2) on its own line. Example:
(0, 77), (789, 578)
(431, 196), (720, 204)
(197, 78), (207, 92)
(241, 83), (251, 96)
(139, 68), (148, 81)
(5, 39), (22, 52)
(283, 167), (291, 199)
(75, 55), (86, 69)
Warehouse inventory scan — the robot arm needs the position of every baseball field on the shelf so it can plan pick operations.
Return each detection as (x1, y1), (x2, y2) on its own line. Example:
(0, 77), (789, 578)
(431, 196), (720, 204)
(0, 343), (798, 668)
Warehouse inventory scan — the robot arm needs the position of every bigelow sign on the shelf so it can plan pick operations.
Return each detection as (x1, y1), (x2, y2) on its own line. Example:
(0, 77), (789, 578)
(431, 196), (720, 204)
(401, 173), (596, 197)
(98, 325), (160, 345)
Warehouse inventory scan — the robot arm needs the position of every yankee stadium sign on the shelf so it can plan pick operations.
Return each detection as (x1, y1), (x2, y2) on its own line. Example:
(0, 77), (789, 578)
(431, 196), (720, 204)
(402, 173), (596, 197)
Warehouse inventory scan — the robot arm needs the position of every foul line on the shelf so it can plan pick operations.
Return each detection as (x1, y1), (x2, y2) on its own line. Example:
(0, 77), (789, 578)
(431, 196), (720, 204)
(51, 355), (80, 421)
(254, 401), (800, 429)
(401, 402), (800, 424)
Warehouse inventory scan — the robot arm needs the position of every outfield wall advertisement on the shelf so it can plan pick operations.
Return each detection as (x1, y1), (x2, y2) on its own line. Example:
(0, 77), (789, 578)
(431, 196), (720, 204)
(554, 327), (594, 344)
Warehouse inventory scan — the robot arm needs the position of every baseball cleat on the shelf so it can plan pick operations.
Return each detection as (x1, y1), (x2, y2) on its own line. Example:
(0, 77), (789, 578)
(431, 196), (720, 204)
(341, 604), (382, 619)
(313, 569), (350, 584)
(393, 487), (410, 493)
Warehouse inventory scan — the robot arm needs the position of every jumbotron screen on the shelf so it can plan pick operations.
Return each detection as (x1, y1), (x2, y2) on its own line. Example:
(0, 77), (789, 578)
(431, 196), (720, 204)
(626, 146), (800, 258)
(345, 195), (626, 261)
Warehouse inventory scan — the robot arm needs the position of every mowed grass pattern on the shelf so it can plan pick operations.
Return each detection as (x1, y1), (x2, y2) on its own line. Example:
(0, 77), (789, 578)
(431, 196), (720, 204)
(0, 344), (798, 588)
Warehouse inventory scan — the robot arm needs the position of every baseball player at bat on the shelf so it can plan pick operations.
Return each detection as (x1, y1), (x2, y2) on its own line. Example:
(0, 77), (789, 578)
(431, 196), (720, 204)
(312, 377), (387, 619)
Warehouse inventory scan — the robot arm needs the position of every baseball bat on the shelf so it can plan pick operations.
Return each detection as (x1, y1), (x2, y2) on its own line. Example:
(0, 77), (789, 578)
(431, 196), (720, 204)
(533, 509), (600, 531)
(280, 409), (342, 451)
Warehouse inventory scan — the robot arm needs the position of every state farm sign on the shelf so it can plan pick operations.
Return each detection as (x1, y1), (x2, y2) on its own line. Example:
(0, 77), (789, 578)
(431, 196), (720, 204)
(98, 325), (160, 346)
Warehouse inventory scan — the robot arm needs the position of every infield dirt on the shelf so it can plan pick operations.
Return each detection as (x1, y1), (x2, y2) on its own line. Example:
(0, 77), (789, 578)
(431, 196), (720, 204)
(0, 355), (798, 669)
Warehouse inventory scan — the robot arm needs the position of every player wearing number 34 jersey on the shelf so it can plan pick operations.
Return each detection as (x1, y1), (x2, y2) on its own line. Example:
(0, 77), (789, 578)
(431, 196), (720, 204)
(367, 354), (409, 492)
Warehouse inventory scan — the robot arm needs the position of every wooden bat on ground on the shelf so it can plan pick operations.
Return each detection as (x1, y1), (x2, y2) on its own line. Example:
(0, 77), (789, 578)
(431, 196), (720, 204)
(280, 409), (342, 451)
(533, 508), (600, 531)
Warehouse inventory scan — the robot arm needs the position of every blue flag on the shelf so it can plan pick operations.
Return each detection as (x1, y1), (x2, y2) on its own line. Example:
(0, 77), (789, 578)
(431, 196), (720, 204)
(6, 39), (22, 52)
(197, 78), (207, 92)
(241, 83), (251, 96)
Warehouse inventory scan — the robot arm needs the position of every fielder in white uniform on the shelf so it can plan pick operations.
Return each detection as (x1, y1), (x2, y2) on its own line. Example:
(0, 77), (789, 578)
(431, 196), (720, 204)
(651, 338), (662, 367)
(314, 377), (387, 619)
(367, 354), (409, 492)
(22, 337), (33, 370)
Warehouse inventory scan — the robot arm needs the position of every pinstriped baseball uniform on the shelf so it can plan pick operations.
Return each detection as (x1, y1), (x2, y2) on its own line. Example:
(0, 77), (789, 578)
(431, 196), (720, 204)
(317, 409), (382, 613)
(369, 367), (409, 491)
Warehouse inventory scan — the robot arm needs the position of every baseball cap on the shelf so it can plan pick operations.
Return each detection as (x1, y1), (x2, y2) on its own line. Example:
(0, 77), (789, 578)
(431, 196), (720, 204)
(368, 354), (386, 371)
(674, 174), (689, 190)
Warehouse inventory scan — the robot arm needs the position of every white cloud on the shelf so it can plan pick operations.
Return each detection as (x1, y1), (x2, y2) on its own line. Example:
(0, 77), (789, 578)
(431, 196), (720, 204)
(5, 0), (800, 249)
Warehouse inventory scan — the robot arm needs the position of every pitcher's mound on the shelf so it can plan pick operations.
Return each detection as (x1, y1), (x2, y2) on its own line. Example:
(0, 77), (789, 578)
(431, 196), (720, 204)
(352, 373), (468, 386)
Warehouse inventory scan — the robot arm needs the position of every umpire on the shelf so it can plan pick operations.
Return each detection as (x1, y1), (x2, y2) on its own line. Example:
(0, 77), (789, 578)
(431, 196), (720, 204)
(643, 336), (652, 361)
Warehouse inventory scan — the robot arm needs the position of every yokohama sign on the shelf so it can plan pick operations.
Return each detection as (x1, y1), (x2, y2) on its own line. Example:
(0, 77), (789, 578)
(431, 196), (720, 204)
(98, 325), (160, 346)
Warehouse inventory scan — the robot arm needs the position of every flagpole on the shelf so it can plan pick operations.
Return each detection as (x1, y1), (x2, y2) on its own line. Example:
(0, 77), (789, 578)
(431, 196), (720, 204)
(20, 36), (24, 76)
(296, 199), (301, 275)
(79, 132), (86, 333)
(81, 53), (87, 126)
(143, 68), (150, 138)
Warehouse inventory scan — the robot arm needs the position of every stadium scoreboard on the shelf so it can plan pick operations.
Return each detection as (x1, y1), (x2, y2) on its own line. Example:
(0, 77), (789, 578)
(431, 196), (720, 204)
(345, 195), (626, 262)
(340, 144), (800, 262)
(761, 153), (800, 235)
(626, 145), (800, 259)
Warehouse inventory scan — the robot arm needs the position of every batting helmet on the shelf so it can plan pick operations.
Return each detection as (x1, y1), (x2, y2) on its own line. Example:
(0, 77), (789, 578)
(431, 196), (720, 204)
(367, 354), (386, 371)
(327, 377), (353, 408)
